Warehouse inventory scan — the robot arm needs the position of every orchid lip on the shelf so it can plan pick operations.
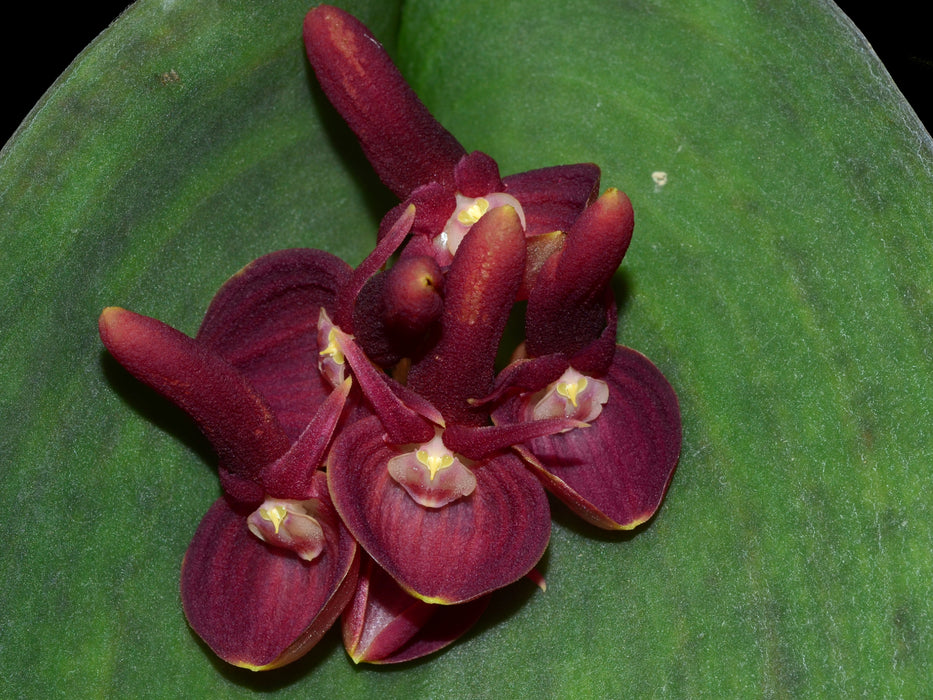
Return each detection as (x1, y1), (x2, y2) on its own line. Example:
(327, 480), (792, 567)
(317, 309), (348, 387)
(247, 498), (327, 562)
(387, 431), (477, 509)
(434, 192), (526, 259)
(525, 367), (610, 423)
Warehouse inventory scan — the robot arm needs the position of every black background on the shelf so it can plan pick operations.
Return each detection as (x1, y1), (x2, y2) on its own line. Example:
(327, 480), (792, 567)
(3, 3), (930, 146)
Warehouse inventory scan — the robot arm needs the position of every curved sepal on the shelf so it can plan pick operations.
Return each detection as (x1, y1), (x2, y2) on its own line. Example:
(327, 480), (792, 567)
(406, 205), (526, 426)
(180, 473), (359, 670)
(303, 5), (466, 197)
(98, 307), (290, 480)
(197, 248), (352, 440)
(327, 417), (550, 604)
(494, 347), (681, 529)
(260, 377), (352, 500)
(342, 555), (489, 664)
(526, 188), (634, 357)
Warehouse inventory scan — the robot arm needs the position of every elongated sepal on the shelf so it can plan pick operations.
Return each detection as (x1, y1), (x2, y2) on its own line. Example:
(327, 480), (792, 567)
(493, 347), (681, 529)
(180, 474), (359, 670)
(476, 353), (570, 406)
(260, 377), (352, 499)
(526, 188), (634, 357)
(343, 556), (489, 664)
(442, 418), (586, 461)
(336, 204), (415, 331)
(407, 205), (526, 426)
(333, 321), (435, 444)
(99, 307), (290, 480)
(303, 5), (466, 197)
(197, 248), (352, 440)
(328, 417), (551, 603)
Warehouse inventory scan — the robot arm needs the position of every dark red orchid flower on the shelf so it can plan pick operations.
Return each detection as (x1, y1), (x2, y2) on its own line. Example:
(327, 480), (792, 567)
(98, 4), (682, 673)
(98, 250), (360, 670)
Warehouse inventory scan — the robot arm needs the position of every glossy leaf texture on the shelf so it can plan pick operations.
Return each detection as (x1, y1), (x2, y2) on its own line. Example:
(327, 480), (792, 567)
(2, 0), (932, 696)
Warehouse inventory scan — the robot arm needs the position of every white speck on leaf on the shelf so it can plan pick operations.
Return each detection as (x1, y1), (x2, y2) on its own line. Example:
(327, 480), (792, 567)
(651, 171), (668, 192)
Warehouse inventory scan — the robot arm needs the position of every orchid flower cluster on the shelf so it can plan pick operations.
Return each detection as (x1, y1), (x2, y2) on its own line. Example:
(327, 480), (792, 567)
(98, 5), (681, 670)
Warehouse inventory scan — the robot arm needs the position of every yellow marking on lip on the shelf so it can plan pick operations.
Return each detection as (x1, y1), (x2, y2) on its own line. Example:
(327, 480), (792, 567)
(319, 329), (345, 364)
(456, 197), (489, 225)
(259, 504), (288, 534)
(556, 376), (588, 407)
(416, 449), (455, 481)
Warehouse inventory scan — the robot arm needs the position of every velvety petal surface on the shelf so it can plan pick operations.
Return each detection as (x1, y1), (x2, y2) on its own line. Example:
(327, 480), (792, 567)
(526, 188), (634, 358)
(7, 1), (933, 696)
(342, 555), (489, 664)
(495, 347), (681, 529)
(303, 4), (466, 197)
(180, 474), (359, 670)
(406, 205), (526, 425)
(328, 417), (551, 604)
(197, 248), (352, 440)
(503, 163), (601, 236)
(98, 307), (290, 480)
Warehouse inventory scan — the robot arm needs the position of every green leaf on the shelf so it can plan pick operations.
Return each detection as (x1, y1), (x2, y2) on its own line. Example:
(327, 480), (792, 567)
(2, 0), (931, 696)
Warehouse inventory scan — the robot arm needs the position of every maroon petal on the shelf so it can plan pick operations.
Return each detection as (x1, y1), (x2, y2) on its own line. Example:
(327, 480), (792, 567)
(454, 151), (504, 197)
(328, 417), (550, 604)
(406, 205), (526, 426)
(99, 307), (290, 481)
(180, 473), (359, 670)
(337, 327), (435, 444)
(304, 5), (466, 198)
(526, 188), (634, 357)
(383, 182), (456, 245)
(476, 353), (570, 406)
(342, 555), (489, 664)
(335, 204), (415, 331)
(503, 163), (600, 236)
(197, 249), (352, 440)
(442, 418), (586, 461)
(493, 347), (681, 529)
(260, 378), (352, 499)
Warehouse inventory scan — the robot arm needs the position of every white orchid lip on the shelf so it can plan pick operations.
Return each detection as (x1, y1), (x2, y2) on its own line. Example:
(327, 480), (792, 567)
(434, 192), (527, 258)
(387, 431), (477, 508)
(247, 498), (326, 562)
(526, 367), (610, 423)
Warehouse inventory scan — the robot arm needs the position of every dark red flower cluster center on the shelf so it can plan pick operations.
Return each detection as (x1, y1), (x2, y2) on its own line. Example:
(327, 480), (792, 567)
(98, 5), (681, 671)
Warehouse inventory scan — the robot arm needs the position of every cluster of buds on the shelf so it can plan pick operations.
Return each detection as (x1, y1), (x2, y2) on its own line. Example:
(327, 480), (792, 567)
(98, 6), (681, 670)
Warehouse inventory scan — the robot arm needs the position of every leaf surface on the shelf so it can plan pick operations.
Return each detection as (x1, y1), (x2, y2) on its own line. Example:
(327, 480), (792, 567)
(2, 0), (931, 695)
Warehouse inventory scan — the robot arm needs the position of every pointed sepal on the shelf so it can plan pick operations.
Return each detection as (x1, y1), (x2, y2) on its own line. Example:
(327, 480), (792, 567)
(260, 377), (352, 499)
(342, 555), (489, 664)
